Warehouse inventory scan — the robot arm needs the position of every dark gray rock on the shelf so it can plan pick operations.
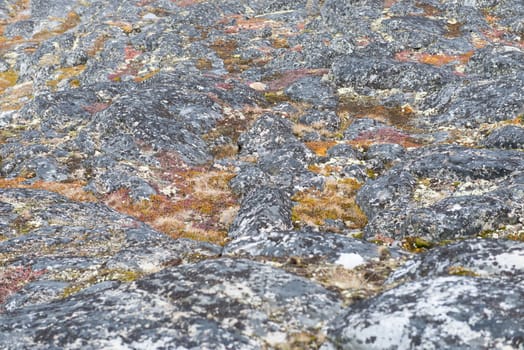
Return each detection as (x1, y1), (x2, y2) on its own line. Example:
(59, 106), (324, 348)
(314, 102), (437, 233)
(326, 144), (363, 160)
(407, 146), (524, 180)
(356, 169), (417, 219)
(388, 238), (524, 284)
(344, 118), (388, 140)
(386, 195), (511, 241)
(228, 187), (293, 239)
(327, 276), (524, 349)
(483, 125), (524, 150)
(365, 143), (406, 173)
(381, 16), (445, 50)
(238, 114), (301, 157)
(285, 76), (337, 108)
(224, 228), (390, 263)
(357, 145), (524, 241)
(299, 109), (341, 132)
(331, 57), (453, 93)
(424, 74), (524, 127)
(0, 258), (342, 349)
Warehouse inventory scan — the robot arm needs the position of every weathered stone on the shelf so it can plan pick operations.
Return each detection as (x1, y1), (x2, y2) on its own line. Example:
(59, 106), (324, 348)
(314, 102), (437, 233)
(483, 125), (524, 150)
(327, 276), (524, 349)
(224, 228), (389, 262)
(0, 259), (342, 349)
(331, 56), (453, 93)
(388, 238), (524, 284)
(285, 76), (337, 108)
(299, 109), (341, 132)
(228, 187), (293, 239)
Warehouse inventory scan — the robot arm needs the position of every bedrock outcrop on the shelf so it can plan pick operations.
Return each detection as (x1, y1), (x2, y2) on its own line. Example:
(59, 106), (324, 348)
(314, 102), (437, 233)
(0, 0), (523, 349)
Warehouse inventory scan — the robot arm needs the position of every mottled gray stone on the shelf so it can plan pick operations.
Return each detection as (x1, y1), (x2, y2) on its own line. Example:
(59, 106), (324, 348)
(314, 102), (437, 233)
(228, 187), (293, 239)
(299, 109), (341, 131)
(483, 125), (524, 150)
(238, 114), (301, 157)
(0, 259), (342, 349)
(224, 228), (389, 262)
(387, 238), (524, 284)
(327, 276), (524, 349)
(356, 169), (417, 219)
(285, 76), (337, 108)
(407, 145), (524, 180)
(424, 74), (524, 127)
(331, 57), (453, 92)
(344, 118), (388, 140)
(0, 188), (221, 310)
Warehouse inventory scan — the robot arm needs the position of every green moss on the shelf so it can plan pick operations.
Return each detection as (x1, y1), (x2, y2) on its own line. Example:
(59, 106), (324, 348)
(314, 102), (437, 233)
(352, 231), (364, 239)
(402, 236), (434, 252)
(264, 91), (289, 104)
(60, 268), (143, 298)
(448, 266), (478, 277)
(366, 168), (377, 179)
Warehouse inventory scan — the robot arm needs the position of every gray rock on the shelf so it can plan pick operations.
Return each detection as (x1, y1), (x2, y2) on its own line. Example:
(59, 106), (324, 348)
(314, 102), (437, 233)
(327, 276), (524, 349)
(344, 118), (388, 140)
(299, 109), (341, 132)
(483, 125), (524, 150)
(224, 228), (391, 262)
(228, 187), (293, 239)
(407, 146), (524, 180)
(356, 169), (417, 219)
(0, 259), (342, 349)
(327, 144), (363, 160)
(331, 57), (453, 93)
(238, 114), (298, 157)
(0, 188), (220, 310)
(285, 76), (337, 108)
(424, 75), (524, 127)
(387, 238), (524, 284)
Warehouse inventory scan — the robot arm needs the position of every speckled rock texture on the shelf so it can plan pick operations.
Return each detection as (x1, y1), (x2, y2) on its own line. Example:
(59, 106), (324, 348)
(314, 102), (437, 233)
(0, 0), (523, 349)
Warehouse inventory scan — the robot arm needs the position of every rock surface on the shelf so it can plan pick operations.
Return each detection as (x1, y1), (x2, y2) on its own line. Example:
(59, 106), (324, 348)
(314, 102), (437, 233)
(0, 0), (523, 349)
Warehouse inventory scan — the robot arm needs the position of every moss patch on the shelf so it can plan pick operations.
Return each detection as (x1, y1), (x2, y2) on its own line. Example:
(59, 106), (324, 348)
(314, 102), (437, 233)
(291, 177), (367, 230)
(401, 236), (434, 253)
(104, 154), (239, 245)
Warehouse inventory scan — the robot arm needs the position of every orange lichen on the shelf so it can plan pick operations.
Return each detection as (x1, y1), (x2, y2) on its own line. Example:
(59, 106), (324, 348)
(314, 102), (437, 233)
(105, 21), (134, 34)
(103, 152), (239, 245)
(291, 177), (367, 230)
(134, 69), (160, 83)
(337, 96), (418, 131)
(195, 58), (213, 70)
(46, 65), (86, 89)
(0, 81), (32, 111)
(272, 37), (289, 49)
(395, 50), (474, 66)
(87, 34), (108, 57)
(32, 11), (81, 41)
(0, 71), (18, 93)
(305, 141), (338, 156)
(349, 127), (425, 148)
(221, 15), (277, 34)
(445, 22), (462, 38)
(172, 0), (206, 7)
(209, 39), (258, 73)
(415, 2), (440, 16)
(263, 68), (329, 92)
(0, 177), (97, 202)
